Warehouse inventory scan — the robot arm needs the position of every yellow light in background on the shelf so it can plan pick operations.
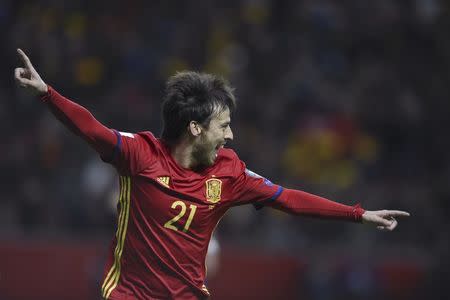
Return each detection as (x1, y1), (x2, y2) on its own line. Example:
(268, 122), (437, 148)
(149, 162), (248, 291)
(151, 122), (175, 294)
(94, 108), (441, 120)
(65, 13), (86, 40)
(40, 9), (57, 33)
(75, 57), (104, 86)
(282, 127), (374, 188)
(161, 57), (189, 78)
(204, 23), (233, 77)
(355, 134), (378, 162)
(242, 1), (270, 25)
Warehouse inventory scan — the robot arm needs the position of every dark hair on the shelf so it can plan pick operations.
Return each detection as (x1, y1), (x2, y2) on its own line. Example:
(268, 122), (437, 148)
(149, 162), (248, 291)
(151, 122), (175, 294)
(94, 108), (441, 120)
(161, 71), (236, 143)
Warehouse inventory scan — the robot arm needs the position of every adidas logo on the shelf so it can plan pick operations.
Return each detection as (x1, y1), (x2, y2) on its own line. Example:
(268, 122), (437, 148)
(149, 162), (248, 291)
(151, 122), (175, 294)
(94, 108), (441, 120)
(157, 176), (170, 188)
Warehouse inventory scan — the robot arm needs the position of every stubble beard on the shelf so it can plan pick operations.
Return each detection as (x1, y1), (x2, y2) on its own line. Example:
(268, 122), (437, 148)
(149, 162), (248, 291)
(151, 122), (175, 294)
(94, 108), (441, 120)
(192, 140), (216, 168)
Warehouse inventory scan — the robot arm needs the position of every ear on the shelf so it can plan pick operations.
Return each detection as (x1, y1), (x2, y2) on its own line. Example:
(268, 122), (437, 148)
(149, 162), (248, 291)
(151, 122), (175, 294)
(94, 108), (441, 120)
(188, 121), (202, 137)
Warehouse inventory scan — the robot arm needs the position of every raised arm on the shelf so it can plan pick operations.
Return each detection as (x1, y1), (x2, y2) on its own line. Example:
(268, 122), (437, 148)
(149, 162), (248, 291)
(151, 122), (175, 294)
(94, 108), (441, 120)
(14, 48), (117, 159)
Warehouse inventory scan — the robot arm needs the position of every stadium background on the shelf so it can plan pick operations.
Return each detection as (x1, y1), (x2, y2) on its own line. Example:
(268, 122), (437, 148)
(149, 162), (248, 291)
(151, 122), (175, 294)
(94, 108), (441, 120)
(1, 0), (449, 299)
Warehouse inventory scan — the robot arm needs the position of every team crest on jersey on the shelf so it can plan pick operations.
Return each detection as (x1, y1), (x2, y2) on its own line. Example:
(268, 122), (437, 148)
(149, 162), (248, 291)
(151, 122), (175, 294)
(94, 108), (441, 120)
(205, 178), (222, 203)
(157, 176), (170, 188)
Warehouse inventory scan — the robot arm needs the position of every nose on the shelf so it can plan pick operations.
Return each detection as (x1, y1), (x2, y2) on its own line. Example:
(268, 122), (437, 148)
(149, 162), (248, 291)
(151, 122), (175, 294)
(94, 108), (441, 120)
(225, 126), (233, 141)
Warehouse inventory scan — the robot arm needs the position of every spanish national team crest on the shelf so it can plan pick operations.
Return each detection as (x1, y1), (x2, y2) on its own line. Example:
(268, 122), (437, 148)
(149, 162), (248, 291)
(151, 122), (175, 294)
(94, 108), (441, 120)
(205, 178), (222, 204)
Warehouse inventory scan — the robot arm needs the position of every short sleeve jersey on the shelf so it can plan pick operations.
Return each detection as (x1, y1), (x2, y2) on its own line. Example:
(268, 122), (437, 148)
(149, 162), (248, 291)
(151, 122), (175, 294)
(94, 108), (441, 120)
(101, 131), (283, 300)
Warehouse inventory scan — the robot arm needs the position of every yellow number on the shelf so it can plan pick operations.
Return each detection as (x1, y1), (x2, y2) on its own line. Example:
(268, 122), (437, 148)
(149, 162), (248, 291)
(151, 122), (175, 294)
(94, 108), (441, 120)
(183, 204), (197, 232)
(164, 201), (197, 232)
(164, 201), (186, 231)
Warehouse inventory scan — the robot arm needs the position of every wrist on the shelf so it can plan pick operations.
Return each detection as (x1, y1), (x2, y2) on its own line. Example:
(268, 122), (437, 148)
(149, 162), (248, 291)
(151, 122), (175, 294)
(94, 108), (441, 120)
(39, 83), (48, 96)
(39, 84), (51, 102)
(353, 203), (365, 223)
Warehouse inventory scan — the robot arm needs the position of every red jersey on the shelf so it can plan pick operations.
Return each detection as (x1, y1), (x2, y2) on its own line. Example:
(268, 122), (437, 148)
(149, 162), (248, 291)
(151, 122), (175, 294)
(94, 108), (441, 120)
(40, 86), (364, 300)
(101, 131), (282, 300)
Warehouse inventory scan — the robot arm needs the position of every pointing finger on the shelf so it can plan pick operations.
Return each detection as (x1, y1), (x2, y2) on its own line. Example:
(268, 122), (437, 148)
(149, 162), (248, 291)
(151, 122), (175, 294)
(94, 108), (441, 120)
(386, 211), (410, 217)
(17, 48), (35, 70)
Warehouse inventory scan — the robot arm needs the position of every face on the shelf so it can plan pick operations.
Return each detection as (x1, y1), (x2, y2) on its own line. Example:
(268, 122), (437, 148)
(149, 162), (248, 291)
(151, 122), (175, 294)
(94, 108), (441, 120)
(193, 108), (233, 167)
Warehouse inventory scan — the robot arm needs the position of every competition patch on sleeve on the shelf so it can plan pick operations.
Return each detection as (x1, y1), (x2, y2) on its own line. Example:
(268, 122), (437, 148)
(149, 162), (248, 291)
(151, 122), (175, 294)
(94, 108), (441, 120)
(245, 169), (274, 186)
(119, 132), (134, 138)
(245, 169), (262, 178)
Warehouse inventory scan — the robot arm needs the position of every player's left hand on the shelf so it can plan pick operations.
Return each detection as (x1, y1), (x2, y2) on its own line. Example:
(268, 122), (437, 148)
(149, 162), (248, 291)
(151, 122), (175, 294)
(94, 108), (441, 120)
(362, 210), (410, 231)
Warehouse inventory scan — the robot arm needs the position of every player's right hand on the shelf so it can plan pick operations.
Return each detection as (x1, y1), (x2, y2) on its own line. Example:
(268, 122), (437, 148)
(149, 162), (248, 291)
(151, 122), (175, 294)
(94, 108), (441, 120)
(14, 48), (48, 96)
(362, 209), (410, 231)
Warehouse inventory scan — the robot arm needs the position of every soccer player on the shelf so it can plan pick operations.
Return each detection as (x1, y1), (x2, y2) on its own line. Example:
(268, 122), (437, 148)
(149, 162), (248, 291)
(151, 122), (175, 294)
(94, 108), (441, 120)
(14, 49), (409, 300)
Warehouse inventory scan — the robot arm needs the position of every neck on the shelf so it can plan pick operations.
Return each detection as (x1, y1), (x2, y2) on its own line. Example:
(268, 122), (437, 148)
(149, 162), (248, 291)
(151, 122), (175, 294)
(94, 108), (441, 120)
(170, 138), (197, 170)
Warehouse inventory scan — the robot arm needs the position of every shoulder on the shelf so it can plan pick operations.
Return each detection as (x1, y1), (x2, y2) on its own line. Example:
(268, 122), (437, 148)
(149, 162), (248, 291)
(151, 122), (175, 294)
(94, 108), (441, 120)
(136, 131), (166, 152)
(213, 148), (246, 177)
(133, 131), (158, 144)
(217, 147), (237, 160)
(216, 148), (239, 164)
(118, 130), (163, 155)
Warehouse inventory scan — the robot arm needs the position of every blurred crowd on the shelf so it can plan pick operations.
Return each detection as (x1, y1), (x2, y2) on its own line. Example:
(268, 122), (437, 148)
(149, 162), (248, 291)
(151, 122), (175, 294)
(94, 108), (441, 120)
(1, 0), (450, 298)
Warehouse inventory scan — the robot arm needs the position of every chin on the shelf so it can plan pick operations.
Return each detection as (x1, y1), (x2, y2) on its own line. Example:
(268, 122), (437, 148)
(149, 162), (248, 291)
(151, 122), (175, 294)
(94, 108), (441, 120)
(206, 157), (216, 166)
(206, 153), (217, 166)
(196, 155), (215, 168)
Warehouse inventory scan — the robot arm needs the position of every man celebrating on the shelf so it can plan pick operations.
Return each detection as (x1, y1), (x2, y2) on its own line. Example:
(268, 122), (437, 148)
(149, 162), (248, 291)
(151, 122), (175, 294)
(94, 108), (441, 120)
(14, 48), (409, 300)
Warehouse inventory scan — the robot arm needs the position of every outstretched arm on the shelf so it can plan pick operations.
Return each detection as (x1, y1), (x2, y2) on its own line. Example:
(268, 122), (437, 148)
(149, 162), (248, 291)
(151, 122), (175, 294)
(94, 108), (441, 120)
(14, 49), (117, 158)
(271, 188), (409, 231)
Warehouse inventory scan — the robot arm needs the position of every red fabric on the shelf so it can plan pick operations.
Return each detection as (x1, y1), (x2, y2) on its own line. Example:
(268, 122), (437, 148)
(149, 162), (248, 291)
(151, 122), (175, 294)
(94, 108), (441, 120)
(102, 131), (282, 299)
(40, 86), (283, 299)
(40, 85), (117, 159)
(271, 188), (365, 222)
(40, 86), (365, 299)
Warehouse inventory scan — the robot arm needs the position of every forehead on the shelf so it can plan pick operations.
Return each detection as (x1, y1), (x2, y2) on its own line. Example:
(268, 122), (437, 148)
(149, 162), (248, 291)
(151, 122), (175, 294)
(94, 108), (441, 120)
(210, 107), (231, 124)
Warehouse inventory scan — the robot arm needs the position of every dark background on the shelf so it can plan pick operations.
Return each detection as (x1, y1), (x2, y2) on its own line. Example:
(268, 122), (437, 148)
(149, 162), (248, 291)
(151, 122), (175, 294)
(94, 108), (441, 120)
(1, 0), (449, 299)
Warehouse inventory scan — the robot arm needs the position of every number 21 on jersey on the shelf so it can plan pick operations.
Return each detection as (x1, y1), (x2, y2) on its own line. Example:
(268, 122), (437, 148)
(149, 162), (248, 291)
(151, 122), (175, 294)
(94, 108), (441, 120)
(164, 200), (197, 232)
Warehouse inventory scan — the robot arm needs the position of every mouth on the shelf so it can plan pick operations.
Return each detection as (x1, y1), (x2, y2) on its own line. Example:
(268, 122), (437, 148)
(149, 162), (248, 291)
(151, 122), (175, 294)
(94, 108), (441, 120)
(214, 143), (225, 157)
(215, 143), (225, 151)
